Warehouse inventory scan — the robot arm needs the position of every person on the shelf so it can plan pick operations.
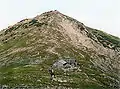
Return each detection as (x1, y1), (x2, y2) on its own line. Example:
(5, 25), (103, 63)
(48, 67), (55, 81)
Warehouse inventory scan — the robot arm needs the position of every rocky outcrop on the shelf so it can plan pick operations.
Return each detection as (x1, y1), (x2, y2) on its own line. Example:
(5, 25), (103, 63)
(52, 59), (77, 70)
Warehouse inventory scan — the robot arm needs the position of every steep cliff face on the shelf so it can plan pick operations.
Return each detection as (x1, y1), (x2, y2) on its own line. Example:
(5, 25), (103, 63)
(0, 10), (119, 89)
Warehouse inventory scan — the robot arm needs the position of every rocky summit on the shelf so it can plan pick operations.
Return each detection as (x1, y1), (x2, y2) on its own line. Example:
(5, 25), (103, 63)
(0, 10), (120, 89)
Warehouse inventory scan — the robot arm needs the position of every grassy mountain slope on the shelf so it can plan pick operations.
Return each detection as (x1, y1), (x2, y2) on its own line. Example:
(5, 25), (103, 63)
(0, 10), (119, 89)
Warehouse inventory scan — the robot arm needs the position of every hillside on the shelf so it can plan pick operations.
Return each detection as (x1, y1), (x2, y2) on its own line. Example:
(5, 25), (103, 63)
(0, 10), (120, 89)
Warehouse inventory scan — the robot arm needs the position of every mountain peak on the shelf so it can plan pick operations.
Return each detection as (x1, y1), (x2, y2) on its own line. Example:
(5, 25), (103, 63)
(34, 10), (65, 20)
(0, 10), (119, 88)
(43, 10), (61, 15)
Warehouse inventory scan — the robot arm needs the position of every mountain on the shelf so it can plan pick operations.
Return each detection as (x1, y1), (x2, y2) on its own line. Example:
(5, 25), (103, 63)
(0, 10), (120, 89)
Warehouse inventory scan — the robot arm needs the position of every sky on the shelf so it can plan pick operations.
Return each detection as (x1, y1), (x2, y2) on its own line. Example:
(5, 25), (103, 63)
(0, 0), (120, 37)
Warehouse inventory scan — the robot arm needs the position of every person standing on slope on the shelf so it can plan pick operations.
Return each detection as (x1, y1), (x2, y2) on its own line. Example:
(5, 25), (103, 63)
(48, 66), (55, 81)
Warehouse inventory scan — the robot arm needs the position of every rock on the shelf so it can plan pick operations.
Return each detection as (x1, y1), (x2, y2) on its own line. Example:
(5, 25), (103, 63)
(52, 59), (78, 70)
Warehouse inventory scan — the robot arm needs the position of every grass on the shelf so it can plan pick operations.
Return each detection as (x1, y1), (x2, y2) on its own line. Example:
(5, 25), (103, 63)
(0, 45), (118, 89)
(0, 64), (107, 89)
(86, 27), (120, 49)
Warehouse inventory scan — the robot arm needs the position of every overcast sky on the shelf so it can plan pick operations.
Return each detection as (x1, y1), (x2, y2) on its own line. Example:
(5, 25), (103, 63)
(0, 0), (120, 37)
